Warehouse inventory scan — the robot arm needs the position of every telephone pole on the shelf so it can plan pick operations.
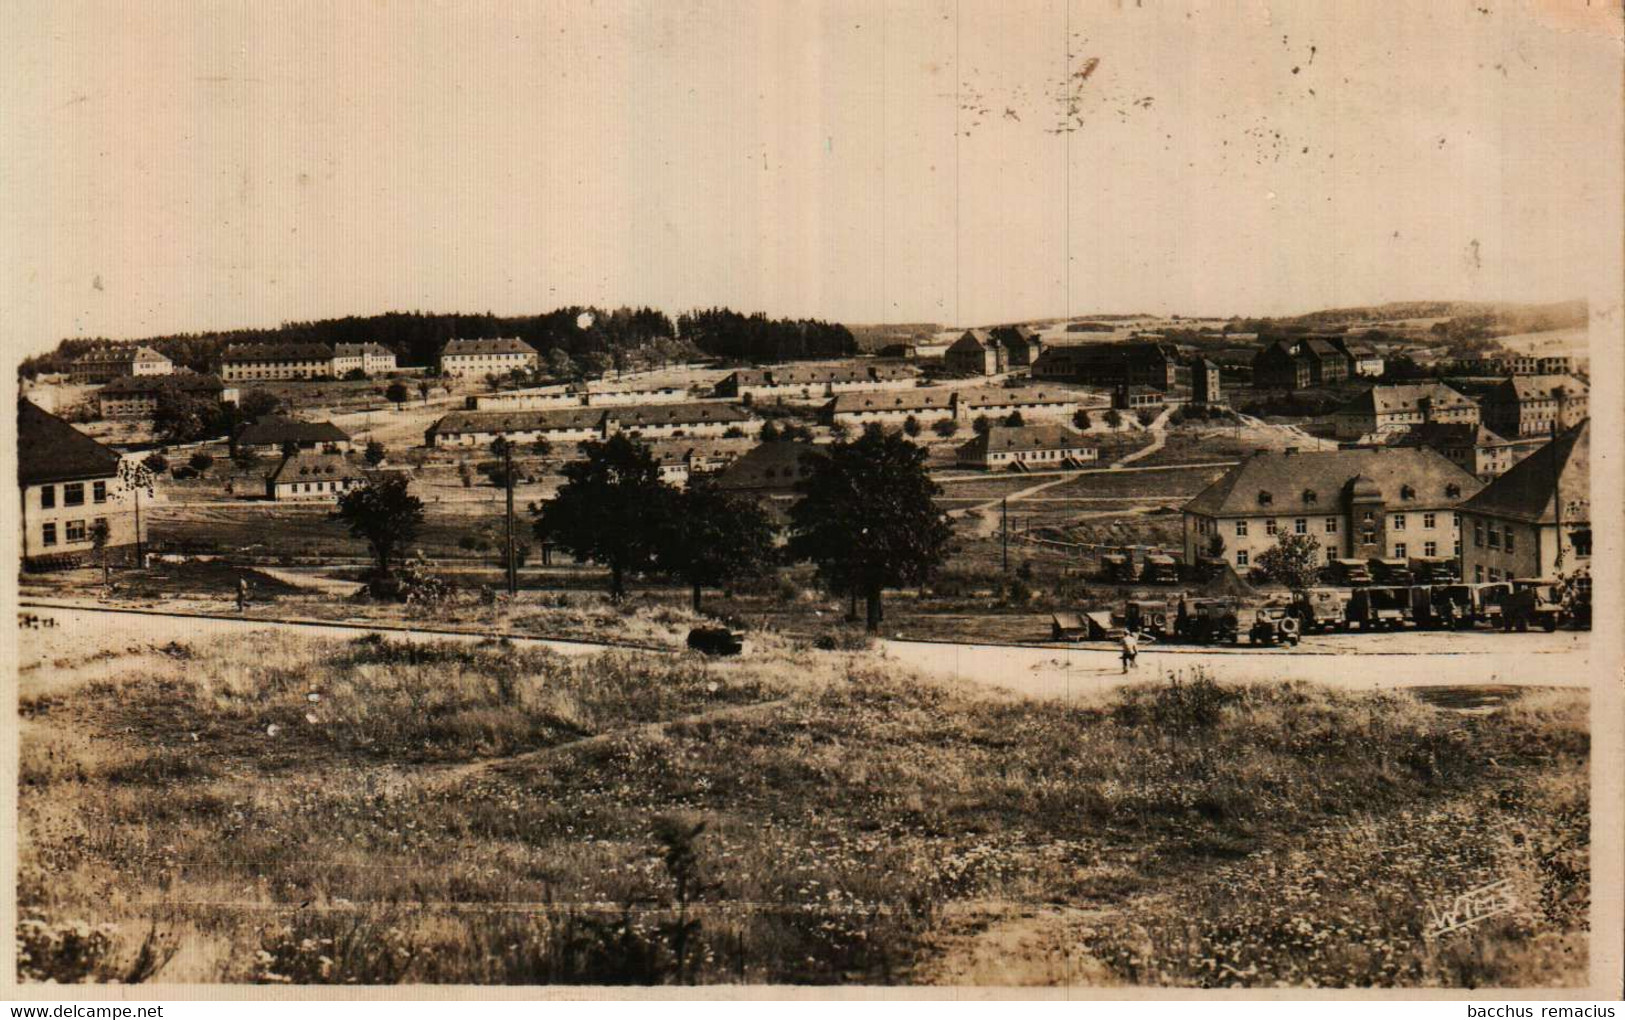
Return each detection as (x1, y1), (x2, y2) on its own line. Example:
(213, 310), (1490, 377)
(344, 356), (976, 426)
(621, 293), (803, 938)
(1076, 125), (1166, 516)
(504, 442), (518, 595)
(1001, 497), (1009, 572)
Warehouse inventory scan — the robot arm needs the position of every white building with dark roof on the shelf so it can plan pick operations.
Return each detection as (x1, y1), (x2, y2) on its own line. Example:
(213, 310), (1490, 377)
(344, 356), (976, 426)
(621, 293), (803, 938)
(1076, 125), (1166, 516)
(956, 425), (1097, 470)
(1458, 419), (1589, 583)
(331, 343), (398, 377)
(70, 345), (173, 384)
(425, 402), (759, 447)
(1181, 446), (1483, 572)
(215, 343), (337, 382)
(18, 400), (146, 570)
(438, 338), (539, 378)
(1331, 382), (1480, 439)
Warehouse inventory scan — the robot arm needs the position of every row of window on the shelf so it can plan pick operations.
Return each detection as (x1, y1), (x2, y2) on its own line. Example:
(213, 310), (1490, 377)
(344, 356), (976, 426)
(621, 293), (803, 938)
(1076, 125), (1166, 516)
(39, 480), (108, 509)
(1472, 521), (1516, 553)
(1208, 511), (1453, 538)
(1231, 542), (1446, 567)
(40, 517), (107, 547)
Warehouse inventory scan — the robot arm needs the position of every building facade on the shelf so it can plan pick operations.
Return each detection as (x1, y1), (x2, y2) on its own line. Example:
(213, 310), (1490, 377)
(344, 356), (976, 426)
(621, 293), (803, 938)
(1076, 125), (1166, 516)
(18, 400), (146, 570)
(955, 425), (1098, 470)
(1480, 375), (1590, 439)
(1389, 422), (1532, 483)
(95, 374), (239, 418)
(438, 338), (539, 378)
(425, 402), (759, 447)
(70, 345), (173, 384)
(1251, 337), (1351, 389)
(1330, 382), (1480, 440)
(234, 416), (353, 454)
(1031, 342), (1178, 390)
(1458, 420), (1589, 583)
(215, 343), (337, 382)
(1181, 446), (1482, 572)
(943, 330), (1006, 376)
(264, 453), (365, 501)
(331, 343), (398, 377)
(713, 363), (915, 402)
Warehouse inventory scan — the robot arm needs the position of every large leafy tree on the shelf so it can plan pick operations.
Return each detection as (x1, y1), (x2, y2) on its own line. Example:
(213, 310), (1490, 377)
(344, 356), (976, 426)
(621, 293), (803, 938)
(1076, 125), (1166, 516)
(152, 392), (215, 444)
(532, 434), (675, 599)
(660, 479), (779, 613)
(335, 474), (424, 576)
(1254, 532), (1322, 591)
(788, 428), (952, 631)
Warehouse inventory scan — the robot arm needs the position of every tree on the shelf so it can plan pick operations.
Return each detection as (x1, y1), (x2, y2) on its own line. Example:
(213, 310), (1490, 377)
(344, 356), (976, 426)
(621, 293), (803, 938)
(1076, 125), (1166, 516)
(532, 434), (675, 599)
(902, 415), (922, 438)
(759, 420), (783, 443)
(1254, 532), (1322, 591)
(363, 440), (387, 467)
(188, 451), (214, 473)
(239, 389), (283, 421)
(385, 381), (410, 410)
(89, 519), (111, 586)
(1205, 531), (1227, 558)
(1072, 408), (1092, 431)
(660, 479), (779, 612)
(335, 474), (425, 577)
(1104, 408), (1123, 430)
(417, 379), (432, 404)
(932, 417), (959, 438)
(546, 348), (577, 380)
(788, 428), (953, 631)
(143, 452), (170, 475)
(1003, 411), (1025, 427)
(972, 415), (991, 436)
(153, 392), (213, 444)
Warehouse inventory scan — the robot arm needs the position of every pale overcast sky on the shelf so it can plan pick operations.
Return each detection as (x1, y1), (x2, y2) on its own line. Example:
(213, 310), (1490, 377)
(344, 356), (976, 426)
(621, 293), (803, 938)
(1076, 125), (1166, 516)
(3, 1), (1621, 352)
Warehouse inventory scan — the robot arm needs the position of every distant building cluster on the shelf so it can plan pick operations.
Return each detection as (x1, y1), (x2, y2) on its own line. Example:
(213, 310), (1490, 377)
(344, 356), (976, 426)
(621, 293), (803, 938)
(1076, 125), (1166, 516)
(713, 364), (917, 402)
(829, 386), (1083, 428)
(1251, 334), (1383, 389)
(96, 374), (239, 418)
(69, 345), (174, 384)
(212, 342), (397, 382)
(425, 402), (759, 447)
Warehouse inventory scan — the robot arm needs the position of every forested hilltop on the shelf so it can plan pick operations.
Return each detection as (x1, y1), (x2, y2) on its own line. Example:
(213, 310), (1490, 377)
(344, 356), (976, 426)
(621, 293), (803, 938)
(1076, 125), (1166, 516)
(19, 305), (856, 378)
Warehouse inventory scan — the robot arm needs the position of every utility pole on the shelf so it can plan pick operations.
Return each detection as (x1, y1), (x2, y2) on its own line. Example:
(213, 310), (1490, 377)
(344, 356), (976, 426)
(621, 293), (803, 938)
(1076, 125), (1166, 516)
(504, 441), (518, 595)
(1001, 497), (1009, 572)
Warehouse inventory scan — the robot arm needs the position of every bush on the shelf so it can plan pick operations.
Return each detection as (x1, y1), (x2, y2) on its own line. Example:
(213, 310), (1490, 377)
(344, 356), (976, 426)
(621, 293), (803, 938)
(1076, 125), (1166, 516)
(814, 628), (874, 652)
(170, 465), (198, 480)
(142, 452), (169, 474)
(188, 451), (214, 472)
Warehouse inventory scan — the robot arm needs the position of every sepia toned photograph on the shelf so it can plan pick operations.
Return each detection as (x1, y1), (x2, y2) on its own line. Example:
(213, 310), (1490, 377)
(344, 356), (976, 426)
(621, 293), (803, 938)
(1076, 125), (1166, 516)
(4, 0), (1620, 998)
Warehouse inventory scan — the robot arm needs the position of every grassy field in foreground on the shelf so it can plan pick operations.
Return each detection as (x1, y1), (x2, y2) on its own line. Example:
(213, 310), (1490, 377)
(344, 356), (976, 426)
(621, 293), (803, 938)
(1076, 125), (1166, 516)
(17, 630), (1587, 987)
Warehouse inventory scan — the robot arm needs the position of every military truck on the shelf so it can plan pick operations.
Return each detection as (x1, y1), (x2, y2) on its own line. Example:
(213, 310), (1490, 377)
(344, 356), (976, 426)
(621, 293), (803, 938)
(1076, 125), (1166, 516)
(1368, 558), (1414, 586)
(1100, 552), (1137, 584)
(1410, 584), (1483, 629)
(1175, 597), (1242, 645)
(1475, 582), (1515, 629)
(1249, 605), (1302, 646)
(1408, 556), (1458, 584)
(1123, 598), (1176, 639)
(1322, 558), (1373, 586)
(1139, 553), (1181, 584)
(1347, 586), (1410, 630)
(1499, 578), (1566, 632)
(1291, 587), (1351, 633)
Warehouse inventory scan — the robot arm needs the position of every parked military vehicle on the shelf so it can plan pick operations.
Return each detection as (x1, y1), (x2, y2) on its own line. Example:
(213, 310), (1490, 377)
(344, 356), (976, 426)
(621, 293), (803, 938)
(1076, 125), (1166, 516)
(1347, 586), (1410, 630)
(1123, 598), (1175, 639)
(1140, 553), (1181, 584)
(1175, 597), (1242, 645)
(1322, 558), (1373, 586)
(1368, 558), (1413, 586)
(1410, 584), (1483, 629)
(687, 626), (746, 656)
(1499, 578), (1566, 632)
(1565, 573), (1592, 630)
(1291, 587), (1351, 633)
(1249, 605), (1302, 646)
(1100, 553), (1137, 583)
(1408, 556), (1458, 584)
(1476, 582), (1515, 629)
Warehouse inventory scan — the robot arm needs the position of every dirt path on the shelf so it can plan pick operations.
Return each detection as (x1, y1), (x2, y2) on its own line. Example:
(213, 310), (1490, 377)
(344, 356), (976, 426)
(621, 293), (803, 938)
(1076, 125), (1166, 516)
(951, 474), (1080, 538)
(916, 901), (1119, 986)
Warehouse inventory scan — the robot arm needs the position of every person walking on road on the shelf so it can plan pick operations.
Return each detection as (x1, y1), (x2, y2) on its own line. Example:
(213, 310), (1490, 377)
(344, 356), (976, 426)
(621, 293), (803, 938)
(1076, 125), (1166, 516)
(236, 576), (250, 614)
(1120, 629), (1139, 673)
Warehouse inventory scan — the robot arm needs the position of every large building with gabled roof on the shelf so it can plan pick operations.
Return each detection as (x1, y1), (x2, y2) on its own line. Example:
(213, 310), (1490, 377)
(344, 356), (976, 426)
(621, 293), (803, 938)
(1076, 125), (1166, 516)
(1458, 419), (1589, 582)
(1181, 445), (1483, 572)
(438, 338), (539, 378)
(1331, 382), (1480, 439)
(17, 399), (147, 570)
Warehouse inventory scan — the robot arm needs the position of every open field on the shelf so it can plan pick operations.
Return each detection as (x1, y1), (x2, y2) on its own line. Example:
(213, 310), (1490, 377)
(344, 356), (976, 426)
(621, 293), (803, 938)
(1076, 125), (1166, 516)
(17, 621), (1588, 987)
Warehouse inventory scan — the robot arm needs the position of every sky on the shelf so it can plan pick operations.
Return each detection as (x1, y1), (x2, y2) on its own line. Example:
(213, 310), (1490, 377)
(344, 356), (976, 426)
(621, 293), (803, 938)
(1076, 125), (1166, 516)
(3, 0), (1622, 353)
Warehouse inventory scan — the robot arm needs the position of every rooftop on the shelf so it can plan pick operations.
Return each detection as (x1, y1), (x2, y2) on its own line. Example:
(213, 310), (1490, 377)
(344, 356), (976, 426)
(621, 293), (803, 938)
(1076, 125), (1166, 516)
(17, 399), (123, 486)
(1183, 446), (1483, 517)
(1459, 419), (1588, 525)
(441, 338), (537, 357)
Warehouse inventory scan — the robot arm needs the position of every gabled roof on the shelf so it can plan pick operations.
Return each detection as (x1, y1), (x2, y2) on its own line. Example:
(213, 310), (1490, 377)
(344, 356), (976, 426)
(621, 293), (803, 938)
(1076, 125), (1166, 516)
(236, 415), (352, 446)
(441, 338), (537, 357)
(266, 452), (361, 484)
(1490, 374), (1590, 402)
(830, 389), (955, 413)
(947, 329), (997, 352)
(1335, 383), (1476, 416)
(73, 344), (169, 365)
(17, 399), (122, 486)
(1392, 422), (1511, 450)
(1459, 419), (1588, 524)
(956, 386), (1079, 409)
(958, 425), (1094, 459)
(712, 441), (821, 490)
(609, 402), (752, 426)
(332, 343), (395, 358)
(429, 402), (750, 435)
(100, 373), (227, 395)
(220, 343), (333, 362)
(1183, 446), (1482, 517)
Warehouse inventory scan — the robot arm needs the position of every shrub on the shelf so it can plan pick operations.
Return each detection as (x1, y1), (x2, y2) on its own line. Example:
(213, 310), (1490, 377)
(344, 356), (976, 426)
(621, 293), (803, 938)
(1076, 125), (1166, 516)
(188, 451), (214, 472)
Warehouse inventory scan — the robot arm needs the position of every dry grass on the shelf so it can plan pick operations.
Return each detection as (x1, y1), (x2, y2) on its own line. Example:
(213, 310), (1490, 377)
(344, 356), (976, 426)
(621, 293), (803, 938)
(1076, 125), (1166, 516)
(17, 632), (1588, 986)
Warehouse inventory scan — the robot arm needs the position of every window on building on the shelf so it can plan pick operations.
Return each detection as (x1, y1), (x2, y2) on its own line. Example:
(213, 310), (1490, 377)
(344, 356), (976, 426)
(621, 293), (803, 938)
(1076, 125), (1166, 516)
(1394, 542), (1407, 558)
(1423, 512), (1436, 529)
(1235, 520), (1247, 537)
(41, 523), (56, 547)
(1572, 528), (1592, 558)
(65, 519), (86, 543)
(1362, 510), (1375, 522)
(1294, 518), (1307, 534)
(40, 485), (55, 509)
(1236, 550), (1248, 567)
(1324, 517), (1338, 534)
(1265, 519), (1279, 536)
(1392, 514), (1406, 531)
(1473, 522), (1484, 547)
(1487, 527), (1500, 550)
(1488, 567), (1500, 582)
(93, 481), (107, 503)
(63, 482), (84, 507)
(93, 516), (107, 537)
(1424, 541), (1437, 557)
(1474, 564), (1484, 582)
(1504, 530), (1514, 554)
